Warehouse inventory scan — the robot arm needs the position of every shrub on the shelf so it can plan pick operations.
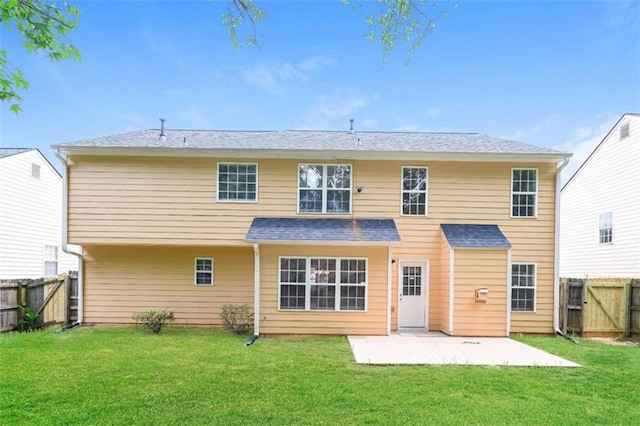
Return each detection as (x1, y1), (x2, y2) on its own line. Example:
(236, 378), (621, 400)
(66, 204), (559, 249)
(220, 304), (254, 334)
(17, 304), (41, 332)
(132, 310), (173, 334)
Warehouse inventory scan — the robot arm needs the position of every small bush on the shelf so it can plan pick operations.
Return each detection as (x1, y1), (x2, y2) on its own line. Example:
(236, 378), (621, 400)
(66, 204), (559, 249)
(132, 310), (173, 334)
(17, 304), (41, 332)
(220, 304), (254, 334)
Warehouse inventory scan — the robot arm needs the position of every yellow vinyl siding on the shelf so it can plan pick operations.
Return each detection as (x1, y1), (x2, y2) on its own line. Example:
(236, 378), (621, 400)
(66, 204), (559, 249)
(69, 155), (557, 335)
(259, 245), (388, 335)
(452, 249), (508, 336)
(82, 246), (253, 325)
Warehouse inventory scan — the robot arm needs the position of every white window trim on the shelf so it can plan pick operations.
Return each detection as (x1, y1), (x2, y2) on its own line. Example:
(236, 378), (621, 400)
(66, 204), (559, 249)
(510, 262), (537, 313)
(194, 257), (214, 286)
(216, 162), (259, 203)
(598, 212), (614, 245)
(510, 168), (538, 219)
(400, 166), (429, 216)
(297, 163), (352, 214)
(277, 256), (368, 312)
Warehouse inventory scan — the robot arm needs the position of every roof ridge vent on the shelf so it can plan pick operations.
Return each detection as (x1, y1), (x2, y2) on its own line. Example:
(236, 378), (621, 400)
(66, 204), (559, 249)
(159, 118), (166, 142)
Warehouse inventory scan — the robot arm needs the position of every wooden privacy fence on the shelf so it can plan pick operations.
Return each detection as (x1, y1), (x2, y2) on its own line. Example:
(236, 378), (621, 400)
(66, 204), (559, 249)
(560, 277), (640, 338)
(0, 271), (78, 332)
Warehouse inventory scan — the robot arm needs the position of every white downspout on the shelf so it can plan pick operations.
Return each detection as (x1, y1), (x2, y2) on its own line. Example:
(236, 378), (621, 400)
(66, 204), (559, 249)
(253, 243), (260, 336)
(448, 248), (455, 336)
(387, 246), (392, 335)
(554, 156), (571, 332)
(54, 149), (84, 325)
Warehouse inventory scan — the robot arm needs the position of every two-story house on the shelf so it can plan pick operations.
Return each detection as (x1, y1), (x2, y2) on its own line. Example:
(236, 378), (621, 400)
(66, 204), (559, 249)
(53, 126), (570, 336)
(560, 113), (640, 279)
(0, 148), (78, 279)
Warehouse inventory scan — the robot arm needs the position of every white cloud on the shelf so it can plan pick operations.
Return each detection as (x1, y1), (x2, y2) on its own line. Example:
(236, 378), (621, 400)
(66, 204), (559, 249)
(298, 55), (335, 72)
(242, 55), (335, 94)
(301, 92), (373, 130)
(175, 106), (206, 127)
(558, 115), (619, 185)
(242, 62), (305, 93)
(507, 114), (561, 141)
(425, 108), (442, 119)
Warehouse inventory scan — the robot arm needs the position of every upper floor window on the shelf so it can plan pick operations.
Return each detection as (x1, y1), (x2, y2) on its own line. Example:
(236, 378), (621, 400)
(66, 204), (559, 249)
(511, 263), (536, 312)
(279, 257), (367, 311)
(217, 163), (257, 202)
(298, 164), (351, 214)
(599, 212), (613, 244)
(511, 168), (537, 218)
(401, 166), (428, 216)
(194, 258), (214, 285)
(43, 245), (58, 276)
(620, 123), (630, 140)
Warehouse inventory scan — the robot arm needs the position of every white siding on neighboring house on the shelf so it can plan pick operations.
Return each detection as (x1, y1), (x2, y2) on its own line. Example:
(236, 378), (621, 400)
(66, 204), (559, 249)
(0, 150), (78, 279)
(560, 114), (640, 278)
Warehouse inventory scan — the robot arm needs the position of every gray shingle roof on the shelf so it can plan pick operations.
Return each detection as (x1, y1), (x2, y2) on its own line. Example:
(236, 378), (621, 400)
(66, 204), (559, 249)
(441, 224), (511, 248)
(246, 218), (401, 244)
(0, 148), (32, 159)
(53, 129), (567, 157)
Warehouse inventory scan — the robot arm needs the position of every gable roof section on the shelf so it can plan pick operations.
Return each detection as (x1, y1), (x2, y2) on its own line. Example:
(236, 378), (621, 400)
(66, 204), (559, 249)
(441, 224), (511, 248)
(53, 129), (568, 161)
(562, 113), (640, 191)
(0, 148), (33, 159)
(246, 218), (401, 245)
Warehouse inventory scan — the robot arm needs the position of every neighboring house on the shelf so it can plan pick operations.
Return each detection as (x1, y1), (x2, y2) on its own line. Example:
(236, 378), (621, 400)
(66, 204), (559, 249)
(0, 148), (78, 279)
(560, 113), (640, 279)
(53, 127), (570, 336)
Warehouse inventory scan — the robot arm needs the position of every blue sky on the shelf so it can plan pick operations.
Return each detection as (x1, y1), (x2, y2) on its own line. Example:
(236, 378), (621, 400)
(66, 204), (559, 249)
(1, 0), (638, 181)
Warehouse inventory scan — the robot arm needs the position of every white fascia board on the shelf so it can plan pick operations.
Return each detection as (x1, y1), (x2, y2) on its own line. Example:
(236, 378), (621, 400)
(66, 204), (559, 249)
(56, 146), (569, 163)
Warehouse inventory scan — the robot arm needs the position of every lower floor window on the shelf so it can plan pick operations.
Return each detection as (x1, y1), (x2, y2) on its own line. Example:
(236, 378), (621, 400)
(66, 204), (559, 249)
(279, 257), (367, 311)
(195, 258), (214, 285)
(511, 263), (535, 311)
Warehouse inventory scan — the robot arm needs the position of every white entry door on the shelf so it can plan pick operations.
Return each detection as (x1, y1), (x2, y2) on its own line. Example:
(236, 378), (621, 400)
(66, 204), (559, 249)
(398, 261), (428, 328)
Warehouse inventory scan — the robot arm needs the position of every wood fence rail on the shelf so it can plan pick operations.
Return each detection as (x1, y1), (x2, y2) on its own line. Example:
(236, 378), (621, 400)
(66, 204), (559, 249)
(0, 272), (78, 332)
(560, 277), (640, 339)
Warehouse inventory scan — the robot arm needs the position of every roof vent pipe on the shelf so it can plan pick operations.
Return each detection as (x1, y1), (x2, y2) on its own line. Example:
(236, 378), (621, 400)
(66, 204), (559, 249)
(159, 118), (166, 142)
(349, 118), (355, 134)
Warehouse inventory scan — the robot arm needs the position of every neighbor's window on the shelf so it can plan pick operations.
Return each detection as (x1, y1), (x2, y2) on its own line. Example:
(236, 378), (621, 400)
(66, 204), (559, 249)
(194, 258), (214, 285)
(298, 164), (351, 213)
(217, 163), (257, 202)
(279, 257), (366, 311)
(401, 166), (428, 215)
(511, 263), (536, 312)
(599, 212), (613, 244)
(511, 168), (537, 217)
(43, 245), (58, 276)
(620, 123), (630, 140)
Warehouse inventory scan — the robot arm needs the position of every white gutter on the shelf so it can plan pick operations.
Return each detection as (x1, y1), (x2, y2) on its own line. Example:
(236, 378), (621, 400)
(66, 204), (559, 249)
(253, 243), (260, 336)
(54, 149), (84, 325)
(553, 156), (571, 332)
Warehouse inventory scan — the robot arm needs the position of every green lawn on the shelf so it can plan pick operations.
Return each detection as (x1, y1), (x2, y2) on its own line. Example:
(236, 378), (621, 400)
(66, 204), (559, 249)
(1, 327), (638, 425)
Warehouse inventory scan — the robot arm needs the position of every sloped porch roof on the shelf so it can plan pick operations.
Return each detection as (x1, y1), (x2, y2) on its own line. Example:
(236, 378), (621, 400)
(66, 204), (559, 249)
(441, 224), (511, 248)
(245, 218), (401, 245)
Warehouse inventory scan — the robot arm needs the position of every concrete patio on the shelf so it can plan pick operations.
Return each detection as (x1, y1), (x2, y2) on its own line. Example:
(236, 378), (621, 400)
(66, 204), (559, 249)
(348, 332), (580, 367)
